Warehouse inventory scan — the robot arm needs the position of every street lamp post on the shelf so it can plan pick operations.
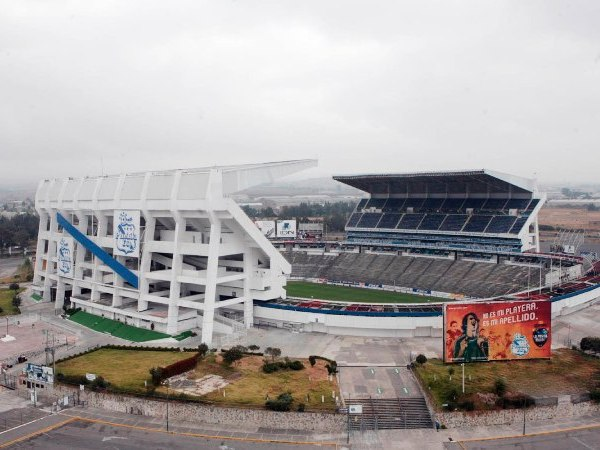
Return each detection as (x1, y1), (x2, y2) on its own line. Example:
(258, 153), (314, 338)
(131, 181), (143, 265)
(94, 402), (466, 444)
(163, 380), (170, 432)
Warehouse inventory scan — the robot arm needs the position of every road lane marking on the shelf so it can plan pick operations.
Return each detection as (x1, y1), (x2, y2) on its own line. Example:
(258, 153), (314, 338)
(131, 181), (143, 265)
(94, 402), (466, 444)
(0, 417), (77, 448)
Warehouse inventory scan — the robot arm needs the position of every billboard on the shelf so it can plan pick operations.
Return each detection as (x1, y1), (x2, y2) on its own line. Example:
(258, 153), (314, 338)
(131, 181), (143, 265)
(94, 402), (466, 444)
(113, 210), (140, 257)
(277, 220), (297, 238)
(57, 236), (74, 278)
(444, 300), (551, 363)
(25, 363), (54, 384)
(255, 220), (276, 238)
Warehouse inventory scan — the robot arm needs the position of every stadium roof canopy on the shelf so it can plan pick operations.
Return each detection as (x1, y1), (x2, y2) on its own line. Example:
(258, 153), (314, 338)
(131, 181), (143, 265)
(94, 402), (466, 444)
(333, 169), (536, 196)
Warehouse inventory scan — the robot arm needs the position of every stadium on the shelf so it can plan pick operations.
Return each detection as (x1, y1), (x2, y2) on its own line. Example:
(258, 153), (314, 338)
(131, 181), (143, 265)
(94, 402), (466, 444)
(32, 162), (600, 344)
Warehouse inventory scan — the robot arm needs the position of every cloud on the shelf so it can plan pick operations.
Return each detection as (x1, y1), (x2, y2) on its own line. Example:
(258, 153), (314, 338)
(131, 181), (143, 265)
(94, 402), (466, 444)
(0, 0), (599, 187)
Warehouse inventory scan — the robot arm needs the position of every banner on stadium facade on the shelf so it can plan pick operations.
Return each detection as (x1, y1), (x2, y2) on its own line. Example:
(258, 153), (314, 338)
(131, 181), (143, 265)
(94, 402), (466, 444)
(277, 219), (297, 238)
(255, 220), (276, 238)
(444, 300), (551, 364)
(57, 236), (74, 278)
(113, 210), (140, 257)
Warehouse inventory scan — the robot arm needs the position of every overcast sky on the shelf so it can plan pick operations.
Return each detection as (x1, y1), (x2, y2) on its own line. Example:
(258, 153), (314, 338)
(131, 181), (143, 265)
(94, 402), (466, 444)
(1, 0), (599, 188)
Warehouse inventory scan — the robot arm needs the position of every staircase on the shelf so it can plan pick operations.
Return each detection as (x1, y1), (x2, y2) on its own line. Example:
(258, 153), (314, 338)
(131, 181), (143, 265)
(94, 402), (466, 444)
(346, 397), (433, 430)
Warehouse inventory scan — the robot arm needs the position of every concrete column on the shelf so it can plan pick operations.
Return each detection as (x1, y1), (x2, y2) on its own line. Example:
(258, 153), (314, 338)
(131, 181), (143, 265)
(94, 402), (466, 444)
(243, 249), (254, 329)
(43, 210), (58, 303)
(138, 215), (156, 312)
(55, 280), (66, 311)
(33, 211), (48, 285)
(90, 214), (107, 302)
(71, 212), (88, 297)
(201, 214), (222, 345)
(166, 216), (184, 334)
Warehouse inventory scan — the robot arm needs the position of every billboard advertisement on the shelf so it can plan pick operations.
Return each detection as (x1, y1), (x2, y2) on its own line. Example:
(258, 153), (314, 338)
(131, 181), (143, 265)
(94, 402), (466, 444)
(255, 220), (276, 238)
(444, 300), (551, 363)
(277, 220), (297, 238)
(57, 236), (74, 278)
(25, 363), (54, 384)
(113, 210), (140, 257)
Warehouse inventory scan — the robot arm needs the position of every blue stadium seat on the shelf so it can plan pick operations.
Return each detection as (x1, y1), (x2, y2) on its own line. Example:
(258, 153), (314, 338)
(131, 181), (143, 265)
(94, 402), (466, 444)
(403, 198), (425, 209)
(346, 213), (362, 227)
(364, 198), (387, 209)
(510, 217), (529, 234)
(396, 213), (425, 229)
(383, 198), (406, 212)
(420, 198), (445, 212)
(462, 198), (486, 211)
(463, 215), (493, 232)
(440, 198), (465, 212)
(356, 212), (382, 228)
(505, 198), (531, 210)
(485, 215), (517, 233)
(526, 199), (539, 211)
(439, 214), (467, 231)
(355, 199), (368, 210)
(418, 214), (447, 230)
(482, 198), (508, 211)
(377, 213), (403, 229)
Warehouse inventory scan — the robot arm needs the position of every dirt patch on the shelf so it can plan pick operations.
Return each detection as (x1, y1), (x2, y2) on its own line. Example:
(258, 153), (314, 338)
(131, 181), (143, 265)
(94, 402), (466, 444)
(169, 372), (229, 396)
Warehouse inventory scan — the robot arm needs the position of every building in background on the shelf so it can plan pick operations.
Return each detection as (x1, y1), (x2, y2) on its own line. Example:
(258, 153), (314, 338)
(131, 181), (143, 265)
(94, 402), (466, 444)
(33, 160), (317, 345)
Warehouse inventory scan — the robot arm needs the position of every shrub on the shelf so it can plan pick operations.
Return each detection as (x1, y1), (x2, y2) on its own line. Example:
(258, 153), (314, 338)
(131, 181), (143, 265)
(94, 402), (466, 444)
(265, 392), (293, 411)
(325, 361), (338, 375)
(11, 295), (21, 308)
(297, 403), (305, 412)
(262, 362), (280, 374)
(248, 344), (260, 351)
(288, 360), (305, 371)
(494, 378), (507, 397)
(91, 376), (109, 389)
(458, 400), (475, 411)
(580, 337), (600, 354)
(308, 355), (316, 367)
(149, 367), (164, 386)
(416, 354), (427, 365)
(9, 283), (19, 291)
(590, 388), (600, 403)
(497, 394), (535, 409)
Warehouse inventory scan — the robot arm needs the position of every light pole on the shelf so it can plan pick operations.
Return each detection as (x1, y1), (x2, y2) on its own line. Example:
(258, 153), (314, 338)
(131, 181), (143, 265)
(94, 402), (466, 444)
(461, 363), (465, 394)
(163, 379), (170, 432)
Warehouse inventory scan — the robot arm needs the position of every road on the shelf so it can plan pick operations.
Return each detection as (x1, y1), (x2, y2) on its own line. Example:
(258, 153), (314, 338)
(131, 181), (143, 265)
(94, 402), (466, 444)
(445, 425), (600, 449)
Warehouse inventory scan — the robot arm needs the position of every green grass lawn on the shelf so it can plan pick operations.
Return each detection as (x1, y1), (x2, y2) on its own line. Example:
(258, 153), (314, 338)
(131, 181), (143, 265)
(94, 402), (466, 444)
(56, 348), (193, 391)
(69, 311), (172, 342)
(0, 288), (21, 316)
(414, 349), (600, 410)
(285, 281), (441, 303)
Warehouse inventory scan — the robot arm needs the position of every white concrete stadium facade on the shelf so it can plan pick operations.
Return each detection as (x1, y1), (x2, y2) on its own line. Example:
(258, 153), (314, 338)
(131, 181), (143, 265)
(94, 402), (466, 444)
(33, 160), (317, 345)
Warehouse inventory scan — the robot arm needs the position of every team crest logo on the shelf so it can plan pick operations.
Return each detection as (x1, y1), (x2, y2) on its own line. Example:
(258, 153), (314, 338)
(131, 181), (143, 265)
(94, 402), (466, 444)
(57, 238), (72, 275)
(533, 327), (549, 348)
(511, 333), (530, 357)
(115, 211), (138, 255)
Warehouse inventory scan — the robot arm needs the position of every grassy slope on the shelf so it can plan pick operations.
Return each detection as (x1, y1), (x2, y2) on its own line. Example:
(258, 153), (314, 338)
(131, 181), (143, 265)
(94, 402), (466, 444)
(0, 288), (21, 316)
(414, 349), (600, 409)
(56, 349), (192, 391)
(196, 354), (338, 411)
(285, 281), (441, 303)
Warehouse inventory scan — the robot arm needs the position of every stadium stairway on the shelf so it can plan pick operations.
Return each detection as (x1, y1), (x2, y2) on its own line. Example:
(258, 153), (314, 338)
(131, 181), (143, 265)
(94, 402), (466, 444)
(346, 397), (433, 430)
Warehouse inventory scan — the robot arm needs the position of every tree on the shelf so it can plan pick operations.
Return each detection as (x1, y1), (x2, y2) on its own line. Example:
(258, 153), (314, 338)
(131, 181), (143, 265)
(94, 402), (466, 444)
(248, 344), (260, 352)
(11, 294), (21, 308)
(197, 343), (209, 358)
(9, 283), (19, 291)
(448, 367), (455, 380)
(415, 354), (427, 365)
(222, 346), (244, 366)
(149, 367), (163, 386)
(265, 347), (281, 362)
(308, 355), (317, 367)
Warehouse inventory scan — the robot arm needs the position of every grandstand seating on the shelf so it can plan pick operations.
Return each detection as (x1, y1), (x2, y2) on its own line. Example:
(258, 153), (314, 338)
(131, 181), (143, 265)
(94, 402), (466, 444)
(286, 252), (550, 298)
(349, 194), (541, 237)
